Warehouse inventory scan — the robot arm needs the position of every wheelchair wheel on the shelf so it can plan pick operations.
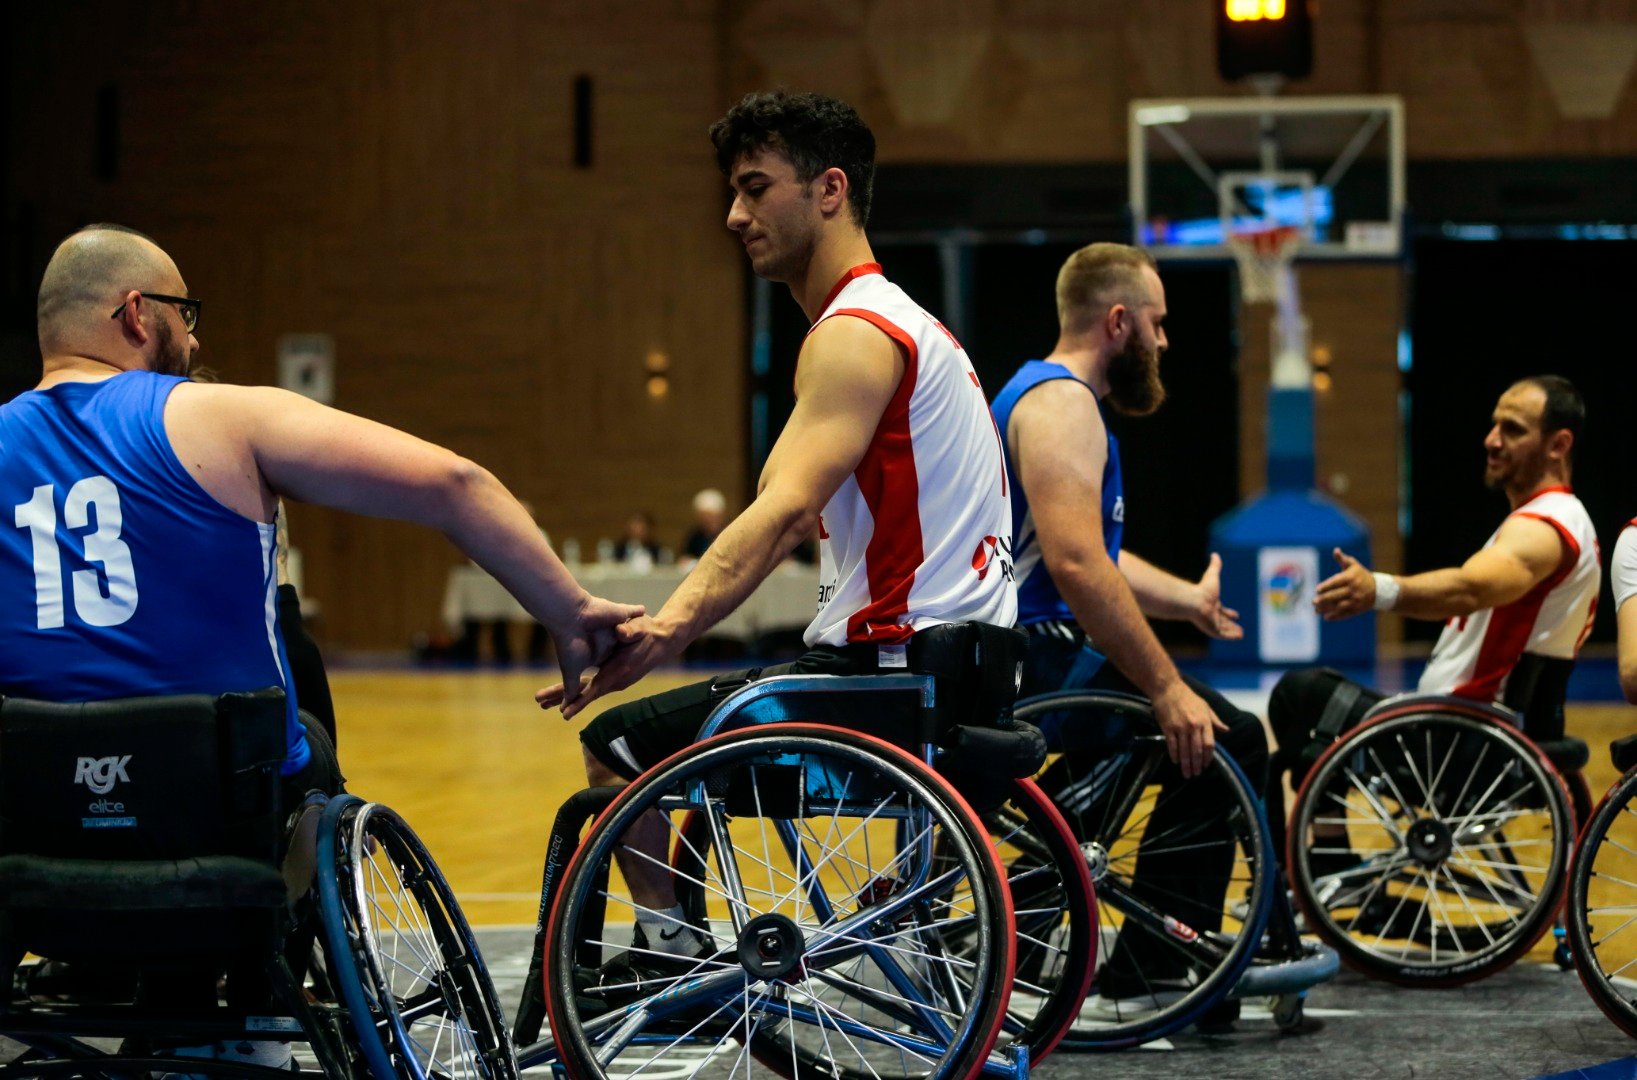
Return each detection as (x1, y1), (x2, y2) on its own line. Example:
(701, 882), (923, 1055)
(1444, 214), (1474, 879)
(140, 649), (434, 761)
(1568, 766), (1637, 1038)
(1288, 704), (1571, 986)
(1015, 691), (1275, 1050)
(678, 775), (1097, 1070)
(543, 723), (1014, 1080)
(970, 777), (1098, 1062)
(317, 794), (517, 1080)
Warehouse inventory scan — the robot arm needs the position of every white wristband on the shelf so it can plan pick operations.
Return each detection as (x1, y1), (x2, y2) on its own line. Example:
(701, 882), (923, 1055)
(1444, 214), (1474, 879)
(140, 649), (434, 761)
(1372, 572), (1400, 612)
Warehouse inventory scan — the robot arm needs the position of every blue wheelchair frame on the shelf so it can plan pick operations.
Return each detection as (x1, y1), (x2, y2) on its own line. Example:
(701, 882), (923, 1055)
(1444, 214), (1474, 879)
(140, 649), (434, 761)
(517, 673), (1032, 1080)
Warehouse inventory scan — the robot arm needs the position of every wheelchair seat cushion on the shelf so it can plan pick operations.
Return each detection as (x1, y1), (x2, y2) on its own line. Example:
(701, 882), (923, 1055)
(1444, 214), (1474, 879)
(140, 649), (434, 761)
(1537, 736), (1589, 773)
(0, 853), (287, 911)
(939, 720), (1047, 812)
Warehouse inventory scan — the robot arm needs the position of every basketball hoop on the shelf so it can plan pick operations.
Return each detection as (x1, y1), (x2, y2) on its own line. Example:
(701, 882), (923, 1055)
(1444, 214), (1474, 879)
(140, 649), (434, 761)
(1227, 225), (1302, 305)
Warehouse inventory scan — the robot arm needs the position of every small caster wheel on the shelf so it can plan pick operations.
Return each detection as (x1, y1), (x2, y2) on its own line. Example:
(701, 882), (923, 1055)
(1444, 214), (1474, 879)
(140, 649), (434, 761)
(1274, 993), (1304, 1032)
(1553, 926), (1573, 970)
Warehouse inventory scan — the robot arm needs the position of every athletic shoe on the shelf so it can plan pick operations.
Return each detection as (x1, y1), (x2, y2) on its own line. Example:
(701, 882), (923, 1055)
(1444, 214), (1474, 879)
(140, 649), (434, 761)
(1078, 981), (1191, 1022)
(574, 924), (720, 1015)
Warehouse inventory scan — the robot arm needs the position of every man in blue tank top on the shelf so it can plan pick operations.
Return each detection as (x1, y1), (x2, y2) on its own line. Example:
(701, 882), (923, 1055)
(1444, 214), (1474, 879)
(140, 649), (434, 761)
(2, 224), (645, 1065)
(992, 242), (1269, 1019)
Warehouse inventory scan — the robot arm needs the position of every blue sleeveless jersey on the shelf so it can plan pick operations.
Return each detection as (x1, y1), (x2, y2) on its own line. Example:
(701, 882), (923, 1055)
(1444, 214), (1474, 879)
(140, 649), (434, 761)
(0, 372), (308, 774)
(990, 360), (1124, 626)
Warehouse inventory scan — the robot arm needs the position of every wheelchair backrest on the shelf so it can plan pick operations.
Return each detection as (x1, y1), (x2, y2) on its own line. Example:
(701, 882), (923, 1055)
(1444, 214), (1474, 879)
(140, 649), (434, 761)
(1501, 653), (1574, 744)
(0, 688), (287, 864)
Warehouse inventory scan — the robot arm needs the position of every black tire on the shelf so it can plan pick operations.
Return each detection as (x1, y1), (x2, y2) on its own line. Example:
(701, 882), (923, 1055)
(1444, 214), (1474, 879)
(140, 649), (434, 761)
(317, 795), (517, 1080)
(1015, 691), (1274, 1050)
(1288, 705), (1571, 986)
(1568, 765), (1637, 1038)
(543, 723), (1014, 1080)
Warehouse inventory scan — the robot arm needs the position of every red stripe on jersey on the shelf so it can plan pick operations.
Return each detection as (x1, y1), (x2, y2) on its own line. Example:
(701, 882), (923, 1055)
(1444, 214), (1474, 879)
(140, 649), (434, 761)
(817, 263), (884, 317)
(828, 308), (922, 646)
(1452, 516), (1577, 700)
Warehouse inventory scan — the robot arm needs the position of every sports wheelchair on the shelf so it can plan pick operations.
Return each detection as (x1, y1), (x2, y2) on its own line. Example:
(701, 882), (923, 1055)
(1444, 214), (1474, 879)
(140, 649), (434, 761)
(1565, 733), (1637, 1038)
(514, 629), (1098, 1080)
(0, 689), (513, 1080)
(1015, 689), (1336, 1050)
(1285, 655), (1587, 986)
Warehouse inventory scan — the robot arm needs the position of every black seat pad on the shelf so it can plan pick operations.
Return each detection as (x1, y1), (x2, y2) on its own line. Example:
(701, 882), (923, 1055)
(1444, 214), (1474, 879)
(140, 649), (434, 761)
(0, 854), (285, 911)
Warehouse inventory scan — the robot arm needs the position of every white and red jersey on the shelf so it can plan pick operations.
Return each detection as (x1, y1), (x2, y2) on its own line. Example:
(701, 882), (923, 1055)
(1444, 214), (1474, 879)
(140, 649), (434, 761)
(803, 263), (1016, 648)
(1419, 486), (1600, 701)
(1612, 519), (1637, 613)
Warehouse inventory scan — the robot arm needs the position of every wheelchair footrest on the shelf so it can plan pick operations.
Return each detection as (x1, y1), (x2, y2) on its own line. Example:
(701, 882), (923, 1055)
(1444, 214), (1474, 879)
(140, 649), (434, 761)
(0, 854), (287, 910)
(1229, 943), (1341, 999)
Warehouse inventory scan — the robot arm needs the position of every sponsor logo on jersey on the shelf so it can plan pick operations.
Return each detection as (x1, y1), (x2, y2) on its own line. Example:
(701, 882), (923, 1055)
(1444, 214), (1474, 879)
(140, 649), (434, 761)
(970, 535), (1014, 583)
(74, 755), (131, 795)
(1112, 496), (1125, 524)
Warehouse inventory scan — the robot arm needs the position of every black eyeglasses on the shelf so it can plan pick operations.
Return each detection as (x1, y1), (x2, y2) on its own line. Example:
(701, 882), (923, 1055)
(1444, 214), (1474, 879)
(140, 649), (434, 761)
(111, 293), (201, 333)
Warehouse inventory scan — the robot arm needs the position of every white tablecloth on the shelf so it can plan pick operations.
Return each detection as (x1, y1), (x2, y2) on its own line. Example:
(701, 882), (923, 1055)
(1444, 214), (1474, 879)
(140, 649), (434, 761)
(441, 563), (818, 643)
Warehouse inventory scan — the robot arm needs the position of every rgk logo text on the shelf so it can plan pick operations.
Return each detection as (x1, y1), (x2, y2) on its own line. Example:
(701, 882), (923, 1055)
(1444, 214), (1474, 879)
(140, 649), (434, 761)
(74, 756), (131, 795)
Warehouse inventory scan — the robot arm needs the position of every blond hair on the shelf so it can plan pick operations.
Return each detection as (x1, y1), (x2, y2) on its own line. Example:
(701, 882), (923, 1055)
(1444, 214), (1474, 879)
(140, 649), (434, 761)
(1055, 243), (1157, 336)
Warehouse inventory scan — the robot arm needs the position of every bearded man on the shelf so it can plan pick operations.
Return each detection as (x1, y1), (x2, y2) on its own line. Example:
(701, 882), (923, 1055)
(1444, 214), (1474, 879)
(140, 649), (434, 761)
(991, 242), (1269, 1017)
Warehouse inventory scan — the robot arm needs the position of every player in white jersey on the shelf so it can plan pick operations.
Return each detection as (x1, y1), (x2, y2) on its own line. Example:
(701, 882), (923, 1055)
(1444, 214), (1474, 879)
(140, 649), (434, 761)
(1266, 376), (1598, 870)
(1613, 519), (1637, 702)
(538, 92), (1016, 974)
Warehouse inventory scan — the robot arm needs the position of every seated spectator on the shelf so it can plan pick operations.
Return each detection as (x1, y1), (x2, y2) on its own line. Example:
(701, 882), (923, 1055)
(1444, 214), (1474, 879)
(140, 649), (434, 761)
(613, 511), (663, 571)
(681, 488), (727, 565)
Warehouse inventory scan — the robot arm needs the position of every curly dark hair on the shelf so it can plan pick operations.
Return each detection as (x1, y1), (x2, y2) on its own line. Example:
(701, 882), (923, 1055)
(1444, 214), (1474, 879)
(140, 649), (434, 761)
(709, 91), (876, 227)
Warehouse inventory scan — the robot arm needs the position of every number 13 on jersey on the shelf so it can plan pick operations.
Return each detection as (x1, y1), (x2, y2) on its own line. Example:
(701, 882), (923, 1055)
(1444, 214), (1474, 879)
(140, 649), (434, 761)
(14, 475), (139, 629)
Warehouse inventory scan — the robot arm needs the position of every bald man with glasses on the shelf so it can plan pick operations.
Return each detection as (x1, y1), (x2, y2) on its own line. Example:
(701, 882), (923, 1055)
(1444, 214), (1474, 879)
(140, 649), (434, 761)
(0, 222), (646, 1067)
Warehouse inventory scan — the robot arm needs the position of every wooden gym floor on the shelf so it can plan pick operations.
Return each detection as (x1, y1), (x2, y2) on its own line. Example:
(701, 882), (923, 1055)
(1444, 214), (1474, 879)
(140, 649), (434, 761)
(330, 668), (1637, 954)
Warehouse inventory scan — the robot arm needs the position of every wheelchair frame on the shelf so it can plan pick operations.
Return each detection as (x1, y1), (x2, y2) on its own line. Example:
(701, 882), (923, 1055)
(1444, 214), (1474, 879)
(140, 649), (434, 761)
(1015, 688), (1336, 1049)
(518, 672), (1093, 1080)
(0, 790), (515, 1080)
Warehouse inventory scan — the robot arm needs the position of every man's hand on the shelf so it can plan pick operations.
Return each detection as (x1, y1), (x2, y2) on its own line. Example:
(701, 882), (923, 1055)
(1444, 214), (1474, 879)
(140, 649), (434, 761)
(536, 615), (684, 720)
(1314, 548), (1376, 621)
(1187, 553), (1243, 640)
(543, 596), (648, 710)
(1151, 681), (1228, 779)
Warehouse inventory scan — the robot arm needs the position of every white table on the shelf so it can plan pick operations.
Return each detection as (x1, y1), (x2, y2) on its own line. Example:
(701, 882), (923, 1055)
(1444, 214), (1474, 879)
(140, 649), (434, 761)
(441, 562), (818, 643)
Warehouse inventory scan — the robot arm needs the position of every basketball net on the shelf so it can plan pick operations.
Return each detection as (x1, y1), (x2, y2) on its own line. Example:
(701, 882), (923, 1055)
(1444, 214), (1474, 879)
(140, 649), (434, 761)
(1227, 224), (1302, 306)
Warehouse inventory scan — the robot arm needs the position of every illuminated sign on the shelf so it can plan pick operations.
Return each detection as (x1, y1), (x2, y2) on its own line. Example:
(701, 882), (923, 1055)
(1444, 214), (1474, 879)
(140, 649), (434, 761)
(1218, 0), (1312, 80)
(1227, 0), (1287, 20)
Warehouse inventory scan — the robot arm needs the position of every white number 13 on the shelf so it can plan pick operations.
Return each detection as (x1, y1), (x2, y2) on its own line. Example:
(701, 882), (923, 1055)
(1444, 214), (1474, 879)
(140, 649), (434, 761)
(15, 476), (139, 629)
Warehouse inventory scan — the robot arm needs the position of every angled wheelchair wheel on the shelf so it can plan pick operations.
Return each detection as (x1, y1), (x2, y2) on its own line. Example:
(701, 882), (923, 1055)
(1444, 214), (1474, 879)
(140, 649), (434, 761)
(317, 794), (518, 1080)
(967, 777), (1098, 1063)
(1015, 691), (1275, 1050)
(1568, 766), (1637, 1038)
(543, 723), (1014, 1080)
(1288, 703), (1572, 986)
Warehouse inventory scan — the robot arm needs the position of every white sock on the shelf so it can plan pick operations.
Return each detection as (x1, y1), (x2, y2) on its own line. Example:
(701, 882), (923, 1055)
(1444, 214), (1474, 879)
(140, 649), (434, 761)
(636, 905), (701, 956)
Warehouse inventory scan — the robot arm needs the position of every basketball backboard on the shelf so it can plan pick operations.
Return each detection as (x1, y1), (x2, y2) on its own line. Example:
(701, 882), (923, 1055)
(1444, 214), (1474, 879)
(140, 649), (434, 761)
(1129, 95), (1405, 262)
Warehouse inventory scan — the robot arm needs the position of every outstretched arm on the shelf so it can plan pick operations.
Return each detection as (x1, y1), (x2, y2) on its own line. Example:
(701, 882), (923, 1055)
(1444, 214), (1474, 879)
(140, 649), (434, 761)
(542, 314), (904, 717)
(169, 383), (644, 701)
(1010, 381), (1224, 776)
(1119, 550), (1242, 639)
(1315, 515), (1567, 622)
